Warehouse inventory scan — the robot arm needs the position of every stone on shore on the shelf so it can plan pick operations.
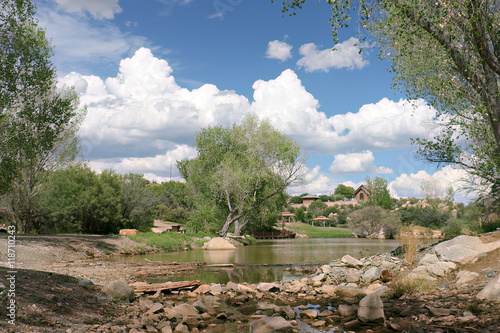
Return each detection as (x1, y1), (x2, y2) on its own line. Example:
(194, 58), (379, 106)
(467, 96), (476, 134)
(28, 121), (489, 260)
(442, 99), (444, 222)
(201, 237), (236, 250)
(102, 280), (135, 301)
(341, 255), (363, 267)
(250, 316), (294, 333)
(357, 294), (385, 323)
(476, 272), (500, 302)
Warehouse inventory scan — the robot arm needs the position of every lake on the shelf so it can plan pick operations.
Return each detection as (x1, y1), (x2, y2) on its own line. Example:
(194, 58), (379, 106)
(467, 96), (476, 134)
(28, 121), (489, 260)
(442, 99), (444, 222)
(112, 238), (400, 284)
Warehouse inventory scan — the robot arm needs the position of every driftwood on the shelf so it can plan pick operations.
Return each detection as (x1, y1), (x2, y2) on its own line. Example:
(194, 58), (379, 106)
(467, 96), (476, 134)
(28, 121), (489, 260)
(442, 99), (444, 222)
(132, 280), (201, 294)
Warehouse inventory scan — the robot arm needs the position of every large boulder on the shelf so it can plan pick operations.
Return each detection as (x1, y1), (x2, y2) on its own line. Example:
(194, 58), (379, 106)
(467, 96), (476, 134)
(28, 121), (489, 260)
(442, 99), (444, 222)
(202, 237), (236, 250)
(433, 235), (500, 264)
(102, 280), (135, 301)
(476, 273), (500, 302)
(357, 294), (385, 323)
(250, 316), (293, 333)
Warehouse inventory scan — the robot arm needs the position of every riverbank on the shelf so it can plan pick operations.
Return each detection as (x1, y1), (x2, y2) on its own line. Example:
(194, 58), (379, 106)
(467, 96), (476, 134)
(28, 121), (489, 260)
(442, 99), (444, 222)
(1, 232), (499, 332)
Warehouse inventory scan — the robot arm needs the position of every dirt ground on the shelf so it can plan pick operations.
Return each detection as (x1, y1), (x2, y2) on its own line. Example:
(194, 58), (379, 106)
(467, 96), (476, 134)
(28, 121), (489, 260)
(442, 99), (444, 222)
(0, 235), (205, 332)
(0, 233), (499, 332)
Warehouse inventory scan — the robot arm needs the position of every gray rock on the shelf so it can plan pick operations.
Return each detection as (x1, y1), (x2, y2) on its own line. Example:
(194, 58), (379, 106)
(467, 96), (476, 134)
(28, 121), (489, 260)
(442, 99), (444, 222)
(433, 235), (500, 264)
(346, 269), (361, 283)
(250, 316), (293, 333)
(279, 305), (296, 320)
(77, 279), (94, 286)
(341, 255), (363, 267)
(193, 295), (217, 313)
(300, 309), (318, 319)
(102, 280), (135, 301)
(173, 323), (189, 333)
(168, 304), (199, 319)
(337, 304), (357, 317)
(362, 266), (381, 283)
(357, 294), (385, 323)
(419, 253), (440, 265)
(335, 286), (364, 299)
(257, 282), (281, 293)
(476, 272), (500, 302)
(456, 270), (480, 287)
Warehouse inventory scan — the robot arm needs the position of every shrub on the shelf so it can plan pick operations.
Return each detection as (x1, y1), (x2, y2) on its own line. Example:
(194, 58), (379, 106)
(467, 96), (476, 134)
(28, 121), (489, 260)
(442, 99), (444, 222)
(391, 272), (435, 298)
(307, 200), (327, 216)
(397, 227), (420, 268)
(442, 218), (466, 238)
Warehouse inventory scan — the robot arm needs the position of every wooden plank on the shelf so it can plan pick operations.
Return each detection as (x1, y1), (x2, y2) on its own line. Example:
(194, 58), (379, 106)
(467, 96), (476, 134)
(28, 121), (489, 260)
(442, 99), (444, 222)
(132, 280), (201, 293)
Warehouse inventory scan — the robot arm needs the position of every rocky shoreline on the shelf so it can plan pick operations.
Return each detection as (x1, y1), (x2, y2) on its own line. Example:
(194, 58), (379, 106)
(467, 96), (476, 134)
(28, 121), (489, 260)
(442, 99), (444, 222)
(80, 233), (500, 333)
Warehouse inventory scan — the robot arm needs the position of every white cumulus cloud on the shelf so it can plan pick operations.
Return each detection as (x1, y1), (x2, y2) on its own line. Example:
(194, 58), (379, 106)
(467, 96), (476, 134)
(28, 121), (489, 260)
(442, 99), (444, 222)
(329, 151), (393, 174)
(54, 0), (122, 19)
(288, 166), (336, 196)
(266, 40), (293, 61)
(297, 37), (369, 72)
(389, 165), (470, 202)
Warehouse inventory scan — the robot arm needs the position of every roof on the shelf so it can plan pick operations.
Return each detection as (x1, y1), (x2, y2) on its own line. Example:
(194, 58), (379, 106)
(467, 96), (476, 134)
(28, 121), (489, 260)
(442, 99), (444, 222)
(280, 212), (296, 217)
(311, 216), (332, 220)
(300, 194), (320, 199)
(354, 185), (369, 195)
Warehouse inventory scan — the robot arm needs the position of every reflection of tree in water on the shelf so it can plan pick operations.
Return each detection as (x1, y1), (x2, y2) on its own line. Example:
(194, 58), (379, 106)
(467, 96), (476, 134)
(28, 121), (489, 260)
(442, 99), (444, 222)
(226, 266), (284, 283)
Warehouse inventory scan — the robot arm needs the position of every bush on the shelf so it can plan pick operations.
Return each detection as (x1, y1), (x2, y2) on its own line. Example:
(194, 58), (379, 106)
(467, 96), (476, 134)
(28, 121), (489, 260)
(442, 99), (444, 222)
(442, 218), (466, 238)
(307, 200), (327, 216)
(399, 207), (450, 228)
(391, 272), (435, 298)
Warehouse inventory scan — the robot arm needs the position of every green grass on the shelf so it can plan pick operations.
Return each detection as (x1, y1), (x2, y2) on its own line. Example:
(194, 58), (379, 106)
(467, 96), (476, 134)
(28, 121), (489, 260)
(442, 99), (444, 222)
(127, 232), (208, 252)
(287, 222), (354, 238)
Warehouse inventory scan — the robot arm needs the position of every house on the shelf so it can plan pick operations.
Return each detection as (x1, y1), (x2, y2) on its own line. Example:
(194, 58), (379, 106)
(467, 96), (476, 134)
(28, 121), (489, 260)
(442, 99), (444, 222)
(354, 185), (369, 202)
(300, 194), (321, 207)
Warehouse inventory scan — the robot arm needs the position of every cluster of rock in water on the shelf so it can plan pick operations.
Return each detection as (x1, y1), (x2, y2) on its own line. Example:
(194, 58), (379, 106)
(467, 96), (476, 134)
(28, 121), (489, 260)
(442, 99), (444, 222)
(78, 235), (499, 333)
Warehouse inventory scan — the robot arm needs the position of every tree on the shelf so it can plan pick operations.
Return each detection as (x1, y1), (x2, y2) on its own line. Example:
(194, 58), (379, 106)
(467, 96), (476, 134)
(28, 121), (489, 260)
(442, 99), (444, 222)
(307, 200), (327, 217)
(365, 176), (392, 209)
(179, 114), (304, 236)
(274, 0), (500, 199)
(0, 0), (83, 232)
(334, 184), (355, 199)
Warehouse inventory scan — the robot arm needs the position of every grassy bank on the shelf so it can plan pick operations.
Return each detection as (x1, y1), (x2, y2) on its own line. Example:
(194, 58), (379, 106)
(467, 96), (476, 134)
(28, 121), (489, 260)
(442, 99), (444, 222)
(127, 232), (209, 252)
(286, 222), (354, 238)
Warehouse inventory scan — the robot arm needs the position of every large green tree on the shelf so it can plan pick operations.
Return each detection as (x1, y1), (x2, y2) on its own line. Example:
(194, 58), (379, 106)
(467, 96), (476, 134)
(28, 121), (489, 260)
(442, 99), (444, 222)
(179, 114), (304, 236)
(0, 0), (83, 232)
(274, 0), (500, 198)
(365, 176), (392, 209)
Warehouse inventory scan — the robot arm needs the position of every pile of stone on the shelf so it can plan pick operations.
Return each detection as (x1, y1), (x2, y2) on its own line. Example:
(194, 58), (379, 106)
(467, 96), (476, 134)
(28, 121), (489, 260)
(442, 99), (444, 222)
(86, 234), (500, 333)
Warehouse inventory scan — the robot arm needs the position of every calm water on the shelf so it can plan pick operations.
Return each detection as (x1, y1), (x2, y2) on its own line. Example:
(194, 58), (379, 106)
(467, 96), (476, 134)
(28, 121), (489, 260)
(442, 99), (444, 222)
(113, 238), (400, 284)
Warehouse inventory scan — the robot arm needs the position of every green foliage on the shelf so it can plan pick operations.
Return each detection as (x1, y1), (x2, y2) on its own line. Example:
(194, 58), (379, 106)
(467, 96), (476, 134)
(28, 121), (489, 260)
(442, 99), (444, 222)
(0, 0), (83, 232)
(442, 218), (466, 239)
(334, 184), (355, 199)
(365, 177), (392, 209)
(286, 222), (354, 238)
(307, 200), (327, 217)
(180, 114), (304, 236)
(398, 207), (450, 229)
(348, 206), (402, 238)
(288, 195), (302, 204)
(294, 208), (305, 222)
(128, 232), (207, 252)
(42, 164), (154, 234)
(274, 0), (500, 201)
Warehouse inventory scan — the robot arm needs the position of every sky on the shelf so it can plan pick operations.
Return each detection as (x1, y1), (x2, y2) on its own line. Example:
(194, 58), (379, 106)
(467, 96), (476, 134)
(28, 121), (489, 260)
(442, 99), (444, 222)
(33, 0), (471, 202)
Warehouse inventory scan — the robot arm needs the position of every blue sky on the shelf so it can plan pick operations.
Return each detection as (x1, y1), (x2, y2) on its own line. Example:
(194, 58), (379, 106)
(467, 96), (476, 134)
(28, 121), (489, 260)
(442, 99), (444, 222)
(33, 0), (470, 202)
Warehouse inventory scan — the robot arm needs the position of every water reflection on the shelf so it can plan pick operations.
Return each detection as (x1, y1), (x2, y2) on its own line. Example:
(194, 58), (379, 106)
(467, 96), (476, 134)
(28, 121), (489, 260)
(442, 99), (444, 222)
(113, 238), (400, 284)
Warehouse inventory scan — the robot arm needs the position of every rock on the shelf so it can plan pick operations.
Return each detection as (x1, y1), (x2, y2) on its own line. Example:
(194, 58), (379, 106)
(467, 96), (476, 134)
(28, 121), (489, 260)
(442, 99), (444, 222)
(161, 325), (173, 333)
(311, 320), (326, 327)
(477, 272), (500, 302)
(193, 295), (217, 313)
(173, 323), (189, 333)
(357, 294), (385, 323)
(318, 285), (336, 296)
(300, 309), (318, 319)
(419, 253), (440, 265)
(168, 304), (199, 318)
(364, 284), (390, 298)
(337, 304), (357, 317)
(279, 305), (296, 320)
(77, 279), (94, 286)
(426, 306), (452, 316)
(362, 267), (381, 283)
(342, 255), (363, 267)
(250, 316), (293, 333)
(102, 280), (135, 301)
(335, 286), (365, 299)
(148, 302), (163, 314)
(380, 269), (392, 282)
(456, 270), (480, 287)
(433, 235), (500, 264)
(346, 269), (361, 283)
(320, 265), (333, 274)
(257, 282), (281, 293)
(202, 237), (236, 250)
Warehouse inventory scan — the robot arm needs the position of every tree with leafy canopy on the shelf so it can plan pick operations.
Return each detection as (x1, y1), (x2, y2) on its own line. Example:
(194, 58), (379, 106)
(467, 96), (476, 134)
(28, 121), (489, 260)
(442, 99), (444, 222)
(273, 0), (500, 199)
(334, 184), (355, 199)
(0, 0), (84, 232)
(178, 114), (304, 236)
(365, 176), (392, 209)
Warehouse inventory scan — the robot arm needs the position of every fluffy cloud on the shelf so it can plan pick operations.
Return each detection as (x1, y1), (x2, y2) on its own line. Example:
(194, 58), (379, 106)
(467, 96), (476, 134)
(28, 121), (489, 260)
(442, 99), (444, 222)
(288, 166), (336, 195)
(54, 0), (122, 19)
(297, 37), (369, 72)
(266, 40), (293, 61)
(389, 165), (470, 202)
(329, 151), (393, 174)
(251, 70), (438, 154)
(59, 47), (443, 184)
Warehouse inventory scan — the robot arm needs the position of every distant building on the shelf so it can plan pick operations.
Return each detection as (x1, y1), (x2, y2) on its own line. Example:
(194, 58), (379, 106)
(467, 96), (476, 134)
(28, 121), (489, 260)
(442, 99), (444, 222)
(354, 185), (369, 202)
(300, 194), (320, 207)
